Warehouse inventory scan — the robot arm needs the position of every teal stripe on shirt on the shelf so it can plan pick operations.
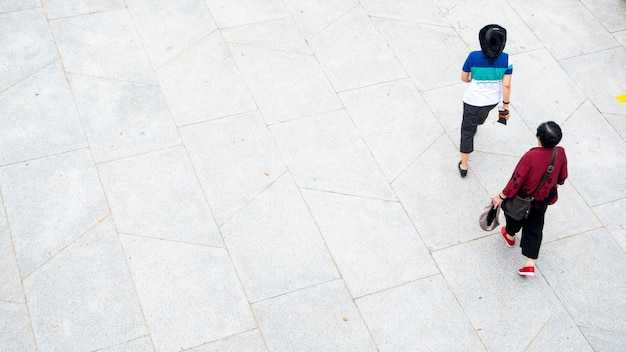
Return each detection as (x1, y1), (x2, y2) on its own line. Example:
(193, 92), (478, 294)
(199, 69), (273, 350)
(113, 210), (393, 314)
(471, 65), (512, 81)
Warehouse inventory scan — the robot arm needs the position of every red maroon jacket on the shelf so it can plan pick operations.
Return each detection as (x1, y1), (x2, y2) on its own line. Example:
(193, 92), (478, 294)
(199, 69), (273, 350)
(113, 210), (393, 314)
(502, 146), (568, 204)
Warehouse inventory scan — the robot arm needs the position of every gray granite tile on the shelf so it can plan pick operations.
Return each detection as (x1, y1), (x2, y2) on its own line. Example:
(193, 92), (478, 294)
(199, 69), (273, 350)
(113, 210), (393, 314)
(579, 326), (626, 352)
(614, 29), (626, 46)
(302, 189), (438, 298)
(605, 113), (626, 141)
(98, 147), (223, 247)
(307, 5), (406, 92)
(50, 9), (156, 84)
(508, 0), (617, 60)
(0, 301), (36, 352)
(433, 236), (561, 352)
(1, 2), (623, 351)
(42, 0), (125, 19)
(282, 0), (356, 39)
(0, 0), (38, 13)
(0, 61), (87, 166)
(126, 0), (216, 69)
(527, 306), (593, 352)
(69, 74), (180, 163)
(419, 83), (466, 128)
(223, 17), (341, 124)
(340, 79), (443, 181)
(507, 49), (587, 129)
(253, 280), (377, 351)
(560, 47), (626, 115)
(220, 174), (338, 302)
(181, 111), (286, 225)
(392, 135), (490, 250)
(157, 32), (256, 126)
(0, 149), (109, 276)
(222, 17), (311, 54)
(443, 0), (543, 56)
(205, 0), (289, 28)
(373, 18), (467, 91)
(186, 330), (267, 352)
(430, 0), (462, 11)
(0, 8), (57, 91)
(0, 202), (22, 303)
(228, 42), (342, 124)
(120, 235), (255, 352)
(540, 229), (626, 335)
(97, 337), (154, 352)
(580, 0), (626, 32)
(356, 276), (485, 351)
(561, 100), (626, 206)
(541, 181), (602, 243)
(593, 198), (626, 252)
(270, 110), (395, 200)
(360, 0), (447, 26)
(470, 151), (523, 198)
(24, 219), (147, 352)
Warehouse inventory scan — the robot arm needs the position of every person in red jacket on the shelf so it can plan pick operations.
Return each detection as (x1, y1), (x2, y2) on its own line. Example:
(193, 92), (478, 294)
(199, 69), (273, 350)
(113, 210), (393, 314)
(491, 121), (568, 276)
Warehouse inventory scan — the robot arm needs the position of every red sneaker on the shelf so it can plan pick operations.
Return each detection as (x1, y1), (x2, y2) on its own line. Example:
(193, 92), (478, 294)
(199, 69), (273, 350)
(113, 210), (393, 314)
(518, 266), (535, 276)
(501, 227), (514, 247)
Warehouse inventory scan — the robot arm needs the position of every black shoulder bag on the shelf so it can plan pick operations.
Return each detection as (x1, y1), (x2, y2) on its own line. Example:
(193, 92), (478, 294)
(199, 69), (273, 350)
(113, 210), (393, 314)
(502, 148), (557, 221)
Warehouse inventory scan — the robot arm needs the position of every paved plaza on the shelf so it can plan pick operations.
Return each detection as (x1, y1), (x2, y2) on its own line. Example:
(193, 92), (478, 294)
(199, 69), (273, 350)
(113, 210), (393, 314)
(2, 0), (626, 351)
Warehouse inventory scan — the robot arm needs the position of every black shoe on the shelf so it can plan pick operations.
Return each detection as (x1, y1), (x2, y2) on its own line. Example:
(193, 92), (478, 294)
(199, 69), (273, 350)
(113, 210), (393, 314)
(458, 161), (467, 177)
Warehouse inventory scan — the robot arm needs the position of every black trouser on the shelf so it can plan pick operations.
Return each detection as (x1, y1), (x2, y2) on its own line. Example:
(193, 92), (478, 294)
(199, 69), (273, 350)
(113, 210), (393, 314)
(460, 103), (498, 153)
(504, 203), (549, 259)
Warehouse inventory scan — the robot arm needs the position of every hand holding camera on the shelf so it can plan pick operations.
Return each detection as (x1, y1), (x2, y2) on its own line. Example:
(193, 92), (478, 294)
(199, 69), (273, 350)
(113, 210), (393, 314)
(498, 108), (509, 125)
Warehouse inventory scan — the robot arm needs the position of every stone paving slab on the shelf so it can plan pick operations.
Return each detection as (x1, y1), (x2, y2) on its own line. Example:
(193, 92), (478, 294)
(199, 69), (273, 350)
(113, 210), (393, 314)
(0, 61), (87, 166)
(252, 280), (377, 351)
(227, 36), (341, 124)
(0, 150), (109, 277)
(98, 147), (222, 247)
(220, 173), (339, 303)
(120, 234), (255, 352)
(1, 1), (625, 351)
(339, 79), (443, 181)
(50, 9), (157, 84)
(302, 189), (438, 298)
(434, 235), (566, 351)
(0, 8), (57, 92)
(356, 275), (485, 351)
(180, 112), (286, 225)
(25, 219), (146, 352)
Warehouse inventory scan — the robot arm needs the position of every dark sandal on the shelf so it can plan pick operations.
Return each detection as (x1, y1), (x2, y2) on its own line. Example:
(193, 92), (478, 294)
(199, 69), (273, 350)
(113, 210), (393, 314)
(458, 161), (467, 177)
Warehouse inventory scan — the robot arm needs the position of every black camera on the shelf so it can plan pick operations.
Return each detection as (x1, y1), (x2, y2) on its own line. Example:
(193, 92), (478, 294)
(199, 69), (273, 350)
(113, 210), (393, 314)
(498, 109), (509, 125)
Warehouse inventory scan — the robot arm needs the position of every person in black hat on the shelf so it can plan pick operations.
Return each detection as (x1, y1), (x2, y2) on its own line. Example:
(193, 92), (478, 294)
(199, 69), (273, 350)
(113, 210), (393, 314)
(458, 24), (512, 177)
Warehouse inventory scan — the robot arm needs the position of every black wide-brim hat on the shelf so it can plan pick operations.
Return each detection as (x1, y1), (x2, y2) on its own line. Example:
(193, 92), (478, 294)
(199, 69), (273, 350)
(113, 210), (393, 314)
(479, 24), (507, 59)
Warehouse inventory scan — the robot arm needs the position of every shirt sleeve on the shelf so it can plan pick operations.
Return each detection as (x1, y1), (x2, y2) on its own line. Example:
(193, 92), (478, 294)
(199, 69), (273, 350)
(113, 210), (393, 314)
(503, 54), (513, 74)
(557, 148), (568, 184)
(462, 54), (473, 72)
(502, 154), (531, 198)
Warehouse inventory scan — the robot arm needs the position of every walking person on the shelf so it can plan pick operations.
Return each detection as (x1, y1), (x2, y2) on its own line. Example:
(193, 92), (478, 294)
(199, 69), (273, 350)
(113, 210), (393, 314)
(491, 121), (568, 276)
(459, 24), (513, 177)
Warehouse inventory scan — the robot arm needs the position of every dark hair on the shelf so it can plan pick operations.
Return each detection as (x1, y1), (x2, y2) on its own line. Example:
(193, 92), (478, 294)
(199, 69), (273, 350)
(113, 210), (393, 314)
(479, 24), (507, 62)
(536, 121), (562, 148)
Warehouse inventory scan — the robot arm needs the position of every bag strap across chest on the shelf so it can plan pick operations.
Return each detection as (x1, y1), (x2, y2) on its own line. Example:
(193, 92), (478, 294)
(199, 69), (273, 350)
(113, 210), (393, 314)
(529, 148), (557, 200)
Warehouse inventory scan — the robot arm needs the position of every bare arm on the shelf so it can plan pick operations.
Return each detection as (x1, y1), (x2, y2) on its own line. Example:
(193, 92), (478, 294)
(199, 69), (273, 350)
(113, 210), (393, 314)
(461, 71), (471, 83)
(501, 74), (512, 107)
